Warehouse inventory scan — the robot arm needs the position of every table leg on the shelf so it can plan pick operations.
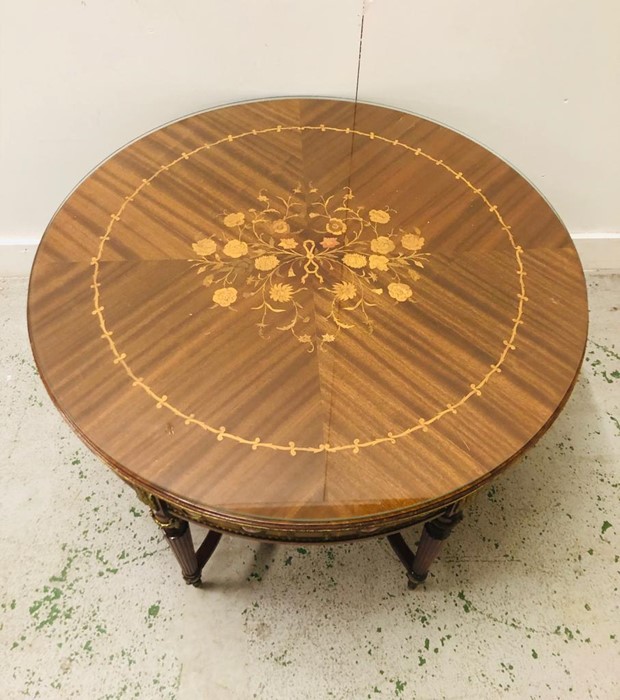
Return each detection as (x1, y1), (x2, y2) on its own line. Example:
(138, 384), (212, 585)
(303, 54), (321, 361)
(150, 499), (202, 586)
(134, 489), (224, 587)
(387, 501), (464, 589)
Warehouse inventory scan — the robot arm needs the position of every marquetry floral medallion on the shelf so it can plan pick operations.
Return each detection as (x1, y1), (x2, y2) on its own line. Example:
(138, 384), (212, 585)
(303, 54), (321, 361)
(189, 186), (429, 351)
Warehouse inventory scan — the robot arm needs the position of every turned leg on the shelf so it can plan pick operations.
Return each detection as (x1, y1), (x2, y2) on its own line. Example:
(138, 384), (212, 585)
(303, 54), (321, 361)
(138, 491), (224, 587)
(410, 502), (464, 586)
(387, 500), (464, 589)
(150, 498), (202, 586)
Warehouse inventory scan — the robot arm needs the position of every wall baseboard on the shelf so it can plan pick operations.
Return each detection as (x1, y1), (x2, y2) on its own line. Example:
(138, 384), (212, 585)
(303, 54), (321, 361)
(1, 241), (40, 278)
(1, 235), (619, 278)
(569, 233), (620, 272)
(0, 238), (38, 277)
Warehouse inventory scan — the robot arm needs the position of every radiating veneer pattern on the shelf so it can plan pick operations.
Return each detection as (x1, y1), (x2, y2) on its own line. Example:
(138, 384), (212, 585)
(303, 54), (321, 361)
(28, 99), (588, 541)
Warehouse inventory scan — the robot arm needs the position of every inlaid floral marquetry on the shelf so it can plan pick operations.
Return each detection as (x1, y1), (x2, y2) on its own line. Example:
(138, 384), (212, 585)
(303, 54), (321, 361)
(188, 185), (429, 351)
(28, 98), (588, 537)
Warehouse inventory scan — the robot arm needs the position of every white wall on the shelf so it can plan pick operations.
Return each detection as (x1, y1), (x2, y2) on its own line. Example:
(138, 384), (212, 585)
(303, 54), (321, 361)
(358, 0), (620, 236)
(1, 0), (618, 244)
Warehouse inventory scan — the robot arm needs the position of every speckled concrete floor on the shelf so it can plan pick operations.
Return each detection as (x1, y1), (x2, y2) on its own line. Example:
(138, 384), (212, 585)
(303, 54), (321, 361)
(0, 273), (618, 700)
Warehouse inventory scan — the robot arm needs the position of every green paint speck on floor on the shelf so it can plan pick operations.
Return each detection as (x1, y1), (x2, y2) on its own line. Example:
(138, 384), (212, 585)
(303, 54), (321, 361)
(394, 679), (407, 694)
(457, 590), (473, 613)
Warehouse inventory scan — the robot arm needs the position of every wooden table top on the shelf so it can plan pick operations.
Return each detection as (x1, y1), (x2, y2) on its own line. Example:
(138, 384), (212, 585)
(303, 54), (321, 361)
(28, 98), (588, 539)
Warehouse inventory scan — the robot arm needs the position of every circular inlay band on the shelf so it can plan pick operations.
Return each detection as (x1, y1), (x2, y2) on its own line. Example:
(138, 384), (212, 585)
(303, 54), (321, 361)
(90, 124), (527, 455)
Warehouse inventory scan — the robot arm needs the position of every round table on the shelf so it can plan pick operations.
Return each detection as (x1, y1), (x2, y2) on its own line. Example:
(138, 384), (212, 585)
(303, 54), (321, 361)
(28, 98), (588, 588)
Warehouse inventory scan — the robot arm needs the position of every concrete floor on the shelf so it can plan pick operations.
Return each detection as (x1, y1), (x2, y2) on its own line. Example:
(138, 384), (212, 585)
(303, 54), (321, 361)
(0, 273), (618, 700)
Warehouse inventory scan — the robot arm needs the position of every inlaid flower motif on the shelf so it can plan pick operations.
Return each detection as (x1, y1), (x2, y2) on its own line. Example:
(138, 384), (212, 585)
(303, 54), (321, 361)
(272, 219), (291, 236)
(224, 212), (245, 228)
(223, 240), (248, 258)
(320, 237), (339, 249)
(278, 238), (298, 250)
(326, 218), (347, 235)
(269, 283), (294, 302)
(369, 209), (390, 224)
(332, 281), (357, 301)
(370, 236), (395, 254)
(189, 186), (429, 351)
(192, 238), (217, 256)
(401, 232), (425, 251)
(254, 255), (279, 271)
(369, 254), (389, 271)
(388, 282), (413, 302)
(343, 253), (367, 269)
(213, 287), (238, 307)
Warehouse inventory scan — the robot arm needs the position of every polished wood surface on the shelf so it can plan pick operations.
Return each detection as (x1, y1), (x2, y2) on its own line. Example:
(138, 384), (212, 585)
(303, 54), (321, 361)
(28, 98), (588, 539)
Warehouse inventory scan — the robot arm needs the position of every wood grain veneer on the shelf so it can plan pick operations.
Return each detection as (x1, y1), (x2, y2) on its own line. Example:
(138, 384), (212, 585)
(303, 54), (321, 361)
(28, 99), (588, 541)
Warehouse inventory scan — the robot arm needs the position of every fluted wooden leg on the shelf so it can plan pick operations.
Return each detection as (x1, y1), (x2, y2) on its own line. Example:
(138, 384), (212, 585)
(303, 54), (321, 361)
(387, 500), (464, 589)
(150, 498), (202, 586)
(410, 502), (464, 587)
(132, 488), (224, 588)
